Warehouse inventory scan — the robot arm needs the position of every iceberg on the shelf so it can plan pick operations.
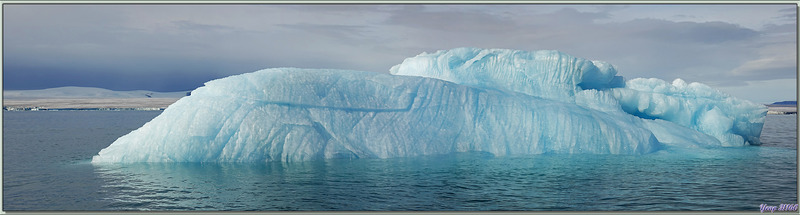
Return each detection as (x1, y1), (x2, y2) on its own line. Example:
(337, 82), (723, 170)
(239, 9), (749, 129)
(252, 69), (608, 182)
(91, 48), (766, 163)
(389, 48), (625, 103)
(610, 78), (766, 146)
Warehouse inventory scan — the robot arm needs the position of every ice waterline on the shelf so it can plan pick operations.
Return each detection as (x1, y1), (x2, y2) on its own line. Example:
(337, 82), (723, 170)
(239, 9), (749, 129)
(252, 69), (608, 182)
(92, 48), (766, 163)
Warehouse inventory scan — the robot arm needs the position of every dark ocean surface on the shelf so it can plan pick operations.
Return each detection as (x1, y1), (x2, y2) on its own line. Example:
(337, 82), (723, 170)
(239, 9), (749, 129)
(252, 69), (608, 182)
(3, 111), (797, 211)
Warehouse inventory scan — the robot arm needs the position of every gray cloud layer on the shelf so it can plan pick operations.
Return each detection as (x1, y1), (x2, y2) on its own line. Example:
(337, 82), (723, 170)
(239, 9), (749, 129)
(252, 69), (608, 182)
(3, 4), (796, 103)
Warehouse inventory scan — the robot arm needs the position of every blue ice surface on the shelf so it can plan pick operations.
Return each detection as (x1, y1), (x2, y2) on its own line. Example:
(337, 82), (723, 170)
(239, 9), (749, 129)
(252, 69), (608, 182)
(92, 48), (766, 163)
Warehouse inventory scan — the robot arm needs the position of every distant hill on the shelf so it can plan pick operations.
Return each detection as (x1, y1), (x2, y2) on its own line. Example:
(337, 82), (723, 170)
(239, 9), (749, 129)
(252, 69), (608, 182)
(769, 101), (797, 106)
(3, 86), (189, 99)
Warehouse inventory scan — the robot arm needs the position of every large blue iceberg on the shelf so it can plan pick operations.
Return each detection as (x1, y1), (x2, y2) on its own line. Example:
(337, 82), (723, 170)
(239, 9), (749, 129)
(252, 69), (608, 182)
(92, 48), (766, 163)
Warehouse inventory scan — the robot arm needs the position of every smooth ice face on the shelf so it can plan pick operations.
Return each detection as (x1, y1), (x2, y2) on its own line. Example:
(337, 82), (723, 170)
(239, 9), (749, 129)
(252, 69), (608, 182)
(92, 48), (767, 163)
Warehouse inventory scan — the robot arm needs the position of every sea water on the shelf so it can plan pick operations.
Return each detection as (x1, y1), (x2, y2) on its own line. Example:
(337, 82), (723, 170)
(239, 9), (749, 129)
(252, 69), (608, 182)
(3, 111), (797, 211)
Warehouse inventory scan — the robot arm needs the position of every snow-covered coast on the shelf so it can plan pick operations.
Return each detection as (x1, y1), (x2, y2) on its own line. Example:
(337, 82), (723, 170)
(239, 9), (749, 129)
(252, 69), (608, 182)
(3, 86), (186, 111)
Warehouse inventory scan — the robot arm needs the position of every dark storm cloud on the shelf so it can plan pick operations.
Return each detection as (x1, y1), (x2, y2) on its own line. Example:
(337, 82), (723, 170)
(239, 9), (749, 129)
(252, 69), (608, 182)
(3, 62), (222, 91)
(3, 5), (262, 91)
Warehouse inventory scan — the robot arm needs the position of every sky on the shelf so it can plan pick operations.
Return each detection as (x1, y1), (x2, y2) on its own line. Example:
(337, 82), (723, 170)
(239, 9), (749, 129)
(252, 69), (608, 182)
(3, 4), (797, 104)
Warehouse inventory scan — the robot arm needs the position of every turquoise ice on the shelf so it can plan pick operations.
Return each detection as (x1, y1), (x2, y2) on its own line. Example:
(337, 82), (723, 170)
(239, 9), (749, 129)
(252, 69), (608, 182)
(92, 48), (766, 163)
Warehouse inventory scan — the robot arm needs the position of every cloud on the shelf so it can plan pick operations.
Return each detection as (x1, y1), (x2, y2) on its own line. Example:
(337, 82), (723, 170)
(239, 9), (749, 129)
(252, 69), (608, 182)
(623, 19), (759, 44)
(762, 23), (797, 34)
(732, 59), (796, 79)
(776, 7), (797, 21)
(716, 79), (797, 104)
(276, 23), (370, 45)
(172, 20), (237, 32)
(728, 43), (797, 81)
(2, 4), (795, 103)
(386, 8), (516, 33)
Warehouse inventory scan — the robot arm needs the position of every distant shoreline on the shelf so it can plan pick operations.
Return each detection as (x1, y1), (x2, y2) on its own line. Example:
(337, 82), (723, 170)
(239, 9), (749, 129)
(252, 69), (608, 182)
(3, 98), (181, 111)
(767, 105), (798, 115)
